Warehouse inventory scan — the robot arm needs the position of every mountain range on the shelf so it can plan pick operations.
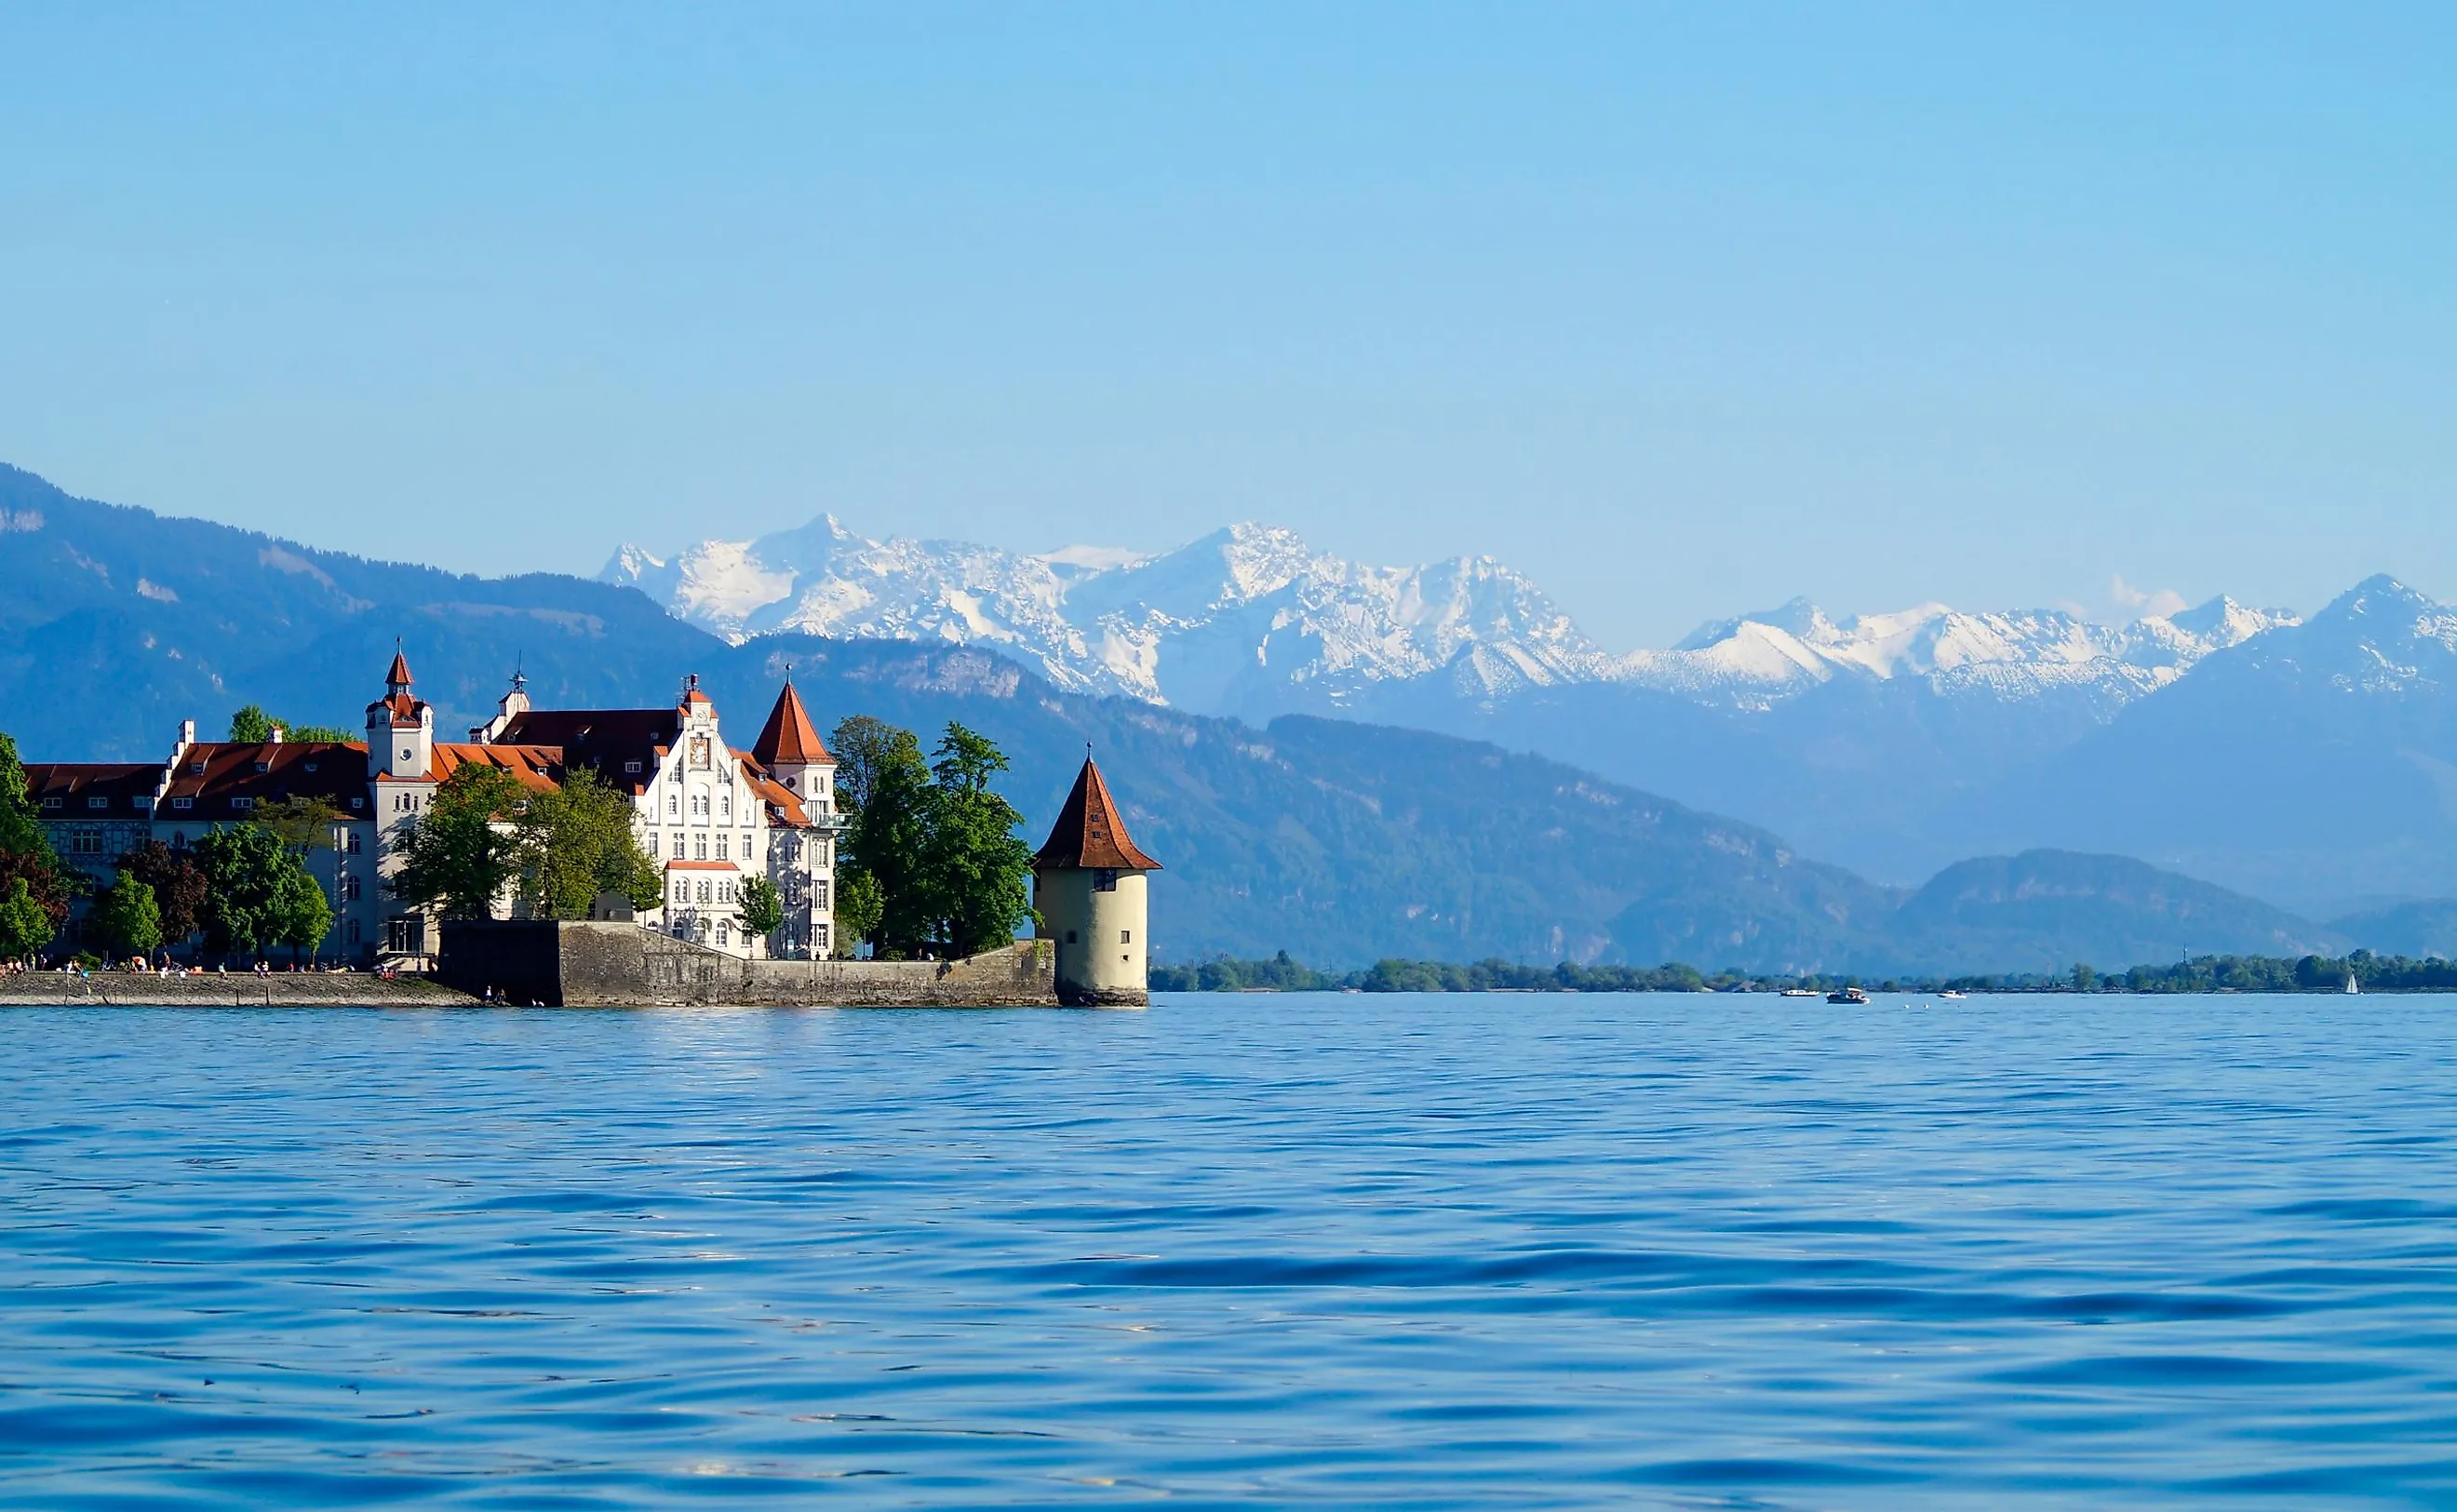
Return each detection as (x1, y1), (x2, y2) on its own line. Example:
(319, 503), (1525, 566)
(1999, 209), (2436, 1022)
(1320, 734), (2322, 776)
(7, 462), (2456, 970)
(609, 514), (2457, 916)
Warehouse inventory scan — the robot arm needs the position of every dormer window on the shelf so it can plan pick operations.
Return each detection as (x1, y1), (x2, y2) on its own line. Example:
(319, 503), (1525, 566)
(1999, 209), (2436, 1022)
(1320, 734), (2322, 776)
(87, 796), (109, 810)
(173, 796), (194, 810)
(133, 796), (152, 810)
(624, 760), (642, 773)
(41, 796), (60, 809)
(350, 796), (363, 810)
(190, 761), (206, 774)
(253, 761), (271, 773)
(303, 762), (317, 773)
(231, 796), (255, 811)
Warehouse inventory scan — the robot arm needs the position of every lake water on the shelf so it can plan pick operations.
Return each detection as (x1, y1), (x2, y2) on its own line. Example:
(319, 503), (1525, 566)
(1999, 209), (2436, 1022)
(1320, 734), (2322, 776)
(4, 994), (2454, 1508)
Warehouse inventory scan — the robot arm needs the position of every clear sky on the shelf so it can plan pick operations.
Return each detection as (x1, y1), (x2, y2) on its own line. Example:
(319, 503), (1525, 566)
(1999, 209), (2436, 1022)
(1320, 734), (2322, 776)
(3, 3), (2450, 648)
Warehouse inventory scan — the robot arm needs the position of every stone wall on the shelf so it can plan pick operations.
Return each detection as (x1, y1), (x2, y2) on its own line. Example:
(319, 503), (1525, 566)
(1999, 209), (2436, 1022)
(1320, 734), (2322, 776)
(441, 920), (1062, 1007)
(0, 973), (476, 1007)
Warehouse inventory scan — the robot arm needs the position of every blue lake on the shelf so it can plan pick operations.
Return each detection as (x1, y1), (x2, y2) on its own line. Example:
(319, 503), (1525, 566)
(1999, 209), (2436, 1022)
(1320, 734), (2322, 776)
(4, 994), (2455, 1507)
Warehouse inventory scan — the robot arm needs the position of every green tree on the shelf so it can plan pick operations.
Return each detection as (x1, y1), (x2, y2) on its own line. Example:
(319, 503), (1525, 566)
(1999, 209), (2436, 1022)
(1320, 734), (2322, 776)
(255, 796), (343, 854)
(115, 840), (208, 952)
(515, 766), (661, 919)
(0, 730), (74, 935)
(737, 875), (785, 952)
(271, 863), (333, 966)
(832, 716), (934, 957)
(229, 705), (352, 743)
(831, 870), (882, 958)
(193, 823), (297, 961)
(391, 766), (526, 918)
(920, 722), (1036, 957)
(0, 876), (54, 962)
(2072, 962), (2097, 994)
(92, 870), (164, 960)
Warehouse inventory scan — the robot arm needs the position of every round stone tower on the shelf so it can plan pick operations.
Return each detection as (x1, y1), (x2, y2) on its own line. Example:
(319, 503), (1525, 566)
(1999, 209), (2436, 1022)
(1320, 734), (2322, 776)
(1032, 755), (1161, 1007)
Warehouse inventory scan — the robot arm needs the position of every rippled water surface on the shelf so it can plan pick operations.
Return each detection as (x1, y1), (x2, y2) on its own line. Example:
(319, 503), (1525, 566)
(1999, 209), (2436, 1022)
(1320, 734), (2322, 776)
(5, 995), (2456, 1507)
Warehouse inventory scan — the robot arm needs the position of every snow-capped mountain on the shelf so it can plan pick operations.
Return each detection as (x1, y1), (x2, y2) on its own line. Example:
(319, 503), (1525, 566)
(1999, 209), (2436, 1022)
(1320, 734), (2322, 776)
(603, 514), (2299, 722)
(600, 518), (1601, 716)
(1612, 595), (2299, 709)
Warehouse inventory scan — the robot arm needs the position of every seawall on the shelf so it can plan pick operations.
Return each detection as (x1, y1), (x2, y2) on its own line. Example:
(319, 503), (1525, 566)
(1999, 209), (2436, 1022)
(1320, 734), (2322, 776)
(438, 921), (1064, 1007)
(0, 974), (478, 1008)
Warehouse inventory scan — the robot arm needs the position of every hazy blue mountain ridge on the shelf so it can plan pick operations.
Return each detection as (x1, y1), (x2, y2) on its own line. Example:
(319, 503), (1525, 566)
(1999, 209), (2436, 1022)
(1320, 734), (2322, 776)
(2, 463), (2447, 972)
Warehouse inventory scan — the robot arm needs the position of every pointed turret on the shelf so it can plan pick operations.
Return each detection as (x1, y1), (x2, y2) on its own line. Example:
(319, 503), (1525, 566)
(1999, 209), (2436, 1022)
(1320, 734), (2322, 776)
(752, 681), (829, 767)
(365, 645), (435, 780)
(1035, 756), (1161, 871)
(1033, 756), (1160, 1007)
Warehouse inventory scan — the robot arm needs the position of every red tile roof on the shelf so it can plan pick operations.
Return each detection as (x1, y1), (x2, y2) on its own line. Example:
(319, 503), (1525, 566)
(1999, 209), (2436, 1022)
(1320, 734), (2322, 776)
(751, 681), (830, 766)
(429, 743), (565, 791)
(154, 743), (377, 820)
(1033, 756), (1161, 871)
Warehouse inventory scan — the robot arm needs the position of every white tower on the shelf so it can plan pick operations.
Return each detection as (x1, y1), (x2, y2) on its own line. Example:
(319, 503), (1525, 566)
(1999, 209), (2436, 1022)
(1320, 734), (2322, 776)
(749, 680), (839, 959)
(1032, 755), (1161, 1007)
(366, 648), (434, 781)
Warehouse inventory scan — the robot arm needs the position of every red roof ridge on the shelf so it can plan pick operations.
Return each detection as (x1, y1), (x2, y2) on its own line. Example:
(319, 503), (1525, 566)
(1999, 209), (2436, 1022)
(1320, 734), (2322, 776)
(751, 680), (830, 766)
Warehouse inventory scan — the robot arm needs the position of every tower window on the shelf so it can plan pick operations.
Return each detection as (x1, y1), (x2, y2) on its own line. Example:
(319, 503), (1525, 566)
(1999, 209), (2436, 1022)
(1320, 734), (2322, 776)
(1094, 869), (1119, 892)
(1065, 930), (1078, 943)
(1121, 930), (1132, 944)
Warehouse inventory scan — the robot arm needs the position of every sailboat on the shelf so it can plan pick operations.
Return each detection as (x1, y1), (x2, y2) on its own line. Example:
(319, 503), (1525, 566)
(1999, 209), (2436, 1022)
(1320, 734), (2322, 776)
(2345, 971), (2360, 995)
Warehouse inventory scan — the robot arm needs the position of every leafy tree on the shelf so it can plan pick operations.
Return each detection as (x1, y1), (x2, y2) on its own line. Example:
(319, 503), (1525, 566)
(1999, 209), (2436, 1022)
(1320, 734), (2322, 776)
(115, 840), (209, 950)
(737, 875), (785, 952)
(833, 716), (934, 957)
(270, 863), (332, 966)
(831, 871), (882, 958)
(229, 706), (355, 744)
(287, 725), (356, 743)
(920, 723), (1036, 957)
(192, 823), (302, 961)
(92, 870), (164, 959)
(0, 876), (54, 962)
(2071, 962), (2097, 994)
(255, 796), (343, 853)
(515, 766), (661, 919)
(0, 731), (74, 933)
(391, 766), (526, 918)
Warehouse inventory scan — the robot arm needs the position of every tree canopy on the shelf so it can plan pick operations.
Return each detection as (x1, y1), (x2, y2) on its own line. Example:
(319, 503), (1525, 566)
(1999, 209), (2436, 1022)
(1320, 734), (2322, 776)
(390, 766), (525, 919)
(114, 839), (208, 948)
(228, 705), (354, 743)
(832, 716), (1035, 959)
(515, 767), (662, 919)
(91, 870), (164, 959)
(192, 823), (301, 960)
(0, 730), (74, 943)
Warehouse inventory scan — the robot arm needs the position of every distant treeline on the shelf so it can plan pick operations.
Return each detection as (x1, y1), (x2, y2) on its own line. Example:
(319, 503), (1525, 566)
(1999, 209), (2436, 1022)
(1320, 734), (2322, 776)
(1150, 950), (2457, 995)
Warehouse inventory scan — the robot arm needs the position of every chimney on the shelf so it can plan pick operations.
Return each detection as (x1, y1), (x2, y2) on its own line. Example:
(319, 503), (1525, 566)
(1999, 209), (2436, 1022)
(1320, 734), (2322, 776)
(177, 718), (196, 750)
(269, 725), (286, 744)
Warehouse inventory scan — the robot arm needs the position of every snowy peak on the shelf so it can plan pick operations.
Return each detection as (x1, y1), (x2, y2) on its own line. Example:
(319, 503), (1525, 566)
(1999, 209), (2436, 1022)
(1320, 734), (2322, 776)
(1609, 595), (2300, 709)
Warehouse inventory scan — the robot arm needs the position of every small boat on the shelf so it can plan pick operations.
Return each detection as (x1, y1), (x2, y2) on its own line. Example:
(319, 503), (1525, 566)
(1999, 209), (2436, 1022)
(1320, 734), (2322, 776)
(1779, 987), (1820, 997)
(2344, 972), (2360, 995)
(1940, 989), (1967, 1000)
(1827, 986), (1870, 1005)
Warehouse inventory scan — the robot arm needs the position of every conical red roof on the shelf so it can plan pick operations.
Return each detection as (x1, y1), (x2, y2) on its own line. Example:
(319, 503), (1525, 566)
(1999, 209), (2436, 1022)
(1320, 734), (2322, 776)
(386, 649), (413, 688)
(1034, 756), (1161, 871)
(752, 681), (829, 765)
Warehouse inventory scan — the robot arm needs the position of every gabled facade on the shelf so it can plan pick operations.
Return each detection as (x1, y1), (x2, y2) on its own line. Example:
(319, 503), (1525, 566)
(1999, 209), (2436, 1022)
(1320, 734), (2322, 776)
(25, 650), (842, 966)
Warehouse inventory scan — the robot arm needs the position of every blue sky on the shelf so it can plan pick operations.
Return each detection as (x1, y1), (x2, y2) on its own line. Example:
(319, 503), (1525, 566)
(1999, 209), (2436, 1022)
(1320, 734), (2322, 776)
(2, 3), (2450, 647)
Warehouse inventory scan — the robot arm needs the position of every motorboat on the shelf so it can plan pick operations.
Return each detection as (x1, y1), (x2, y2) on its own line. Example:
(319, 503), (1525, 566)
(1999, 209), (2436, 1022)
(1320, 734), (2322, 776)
(1779, 987), (1820, 997)
(1827, 986), (1870, 1005)
(1939, 989), (1967, 1000)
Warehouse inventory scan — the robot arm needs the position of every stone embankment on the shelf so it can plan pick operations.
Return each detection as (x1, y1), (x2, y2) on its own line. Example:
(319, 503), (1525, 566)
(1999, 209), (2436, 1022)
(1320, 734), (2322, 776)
(441, 921), (1064, 1007)
(0, 973), (478, 1008)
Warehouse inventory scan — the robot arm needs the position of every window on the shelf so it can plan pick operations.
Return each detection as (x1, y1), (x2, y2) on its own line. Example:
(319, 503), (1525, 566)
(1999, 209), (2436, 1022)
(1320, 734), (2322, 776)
(173, 796), (194, 810)
(1121, 930), (1133, 944)
(399, 748), (412, 763)
(1094, 868), (1119, 892)
(303, 762), (317, 773)
(624, 760), (642, 774)
(718, 880), (735, 903)
(697, 880), (712, 904)
(40, 796), (60, 810)
(72, 829), (102, 855)
(783, 775), (796, 790)
(720, 794), (732, 820)
(716, 834), (729, 861)
(347, 919), (361, 945)
(1065, 930), (1078, 944)
(87, 796), (108, 810)
(815, 924), (830, 951)
(253, 761), (271, 773)
(717, 920), (730, 946)
(671, 835), (685, 859)
(347, 832), (362, 854)
(231, 796), (255, 811)
(342, 876), (362, 901)
(693, 835), (707, 861)
(671, 877), (686, 903)
(813, 880), (828, 910)
(349, 796), (363, 810)
(172, 831), (188, 849)
(667, 793), (679, 817)
(133, 796), (152, 810)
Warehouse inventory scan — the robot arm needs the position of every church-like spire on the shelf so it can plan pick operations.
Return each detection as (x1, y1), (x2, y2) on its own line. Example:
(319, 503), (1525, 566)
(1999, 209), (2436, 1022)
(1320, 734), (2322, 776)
(385, 644), (413, 692)
(1034, 756), (1161, 871)
(752, 681), (829, 766)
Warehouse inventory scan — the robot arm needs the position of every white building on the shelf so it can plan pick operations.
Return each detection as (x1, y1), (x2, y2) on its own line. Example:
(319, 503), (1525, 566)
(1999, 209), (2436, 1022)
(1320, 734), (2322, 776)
(29, 649), (840, 965)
